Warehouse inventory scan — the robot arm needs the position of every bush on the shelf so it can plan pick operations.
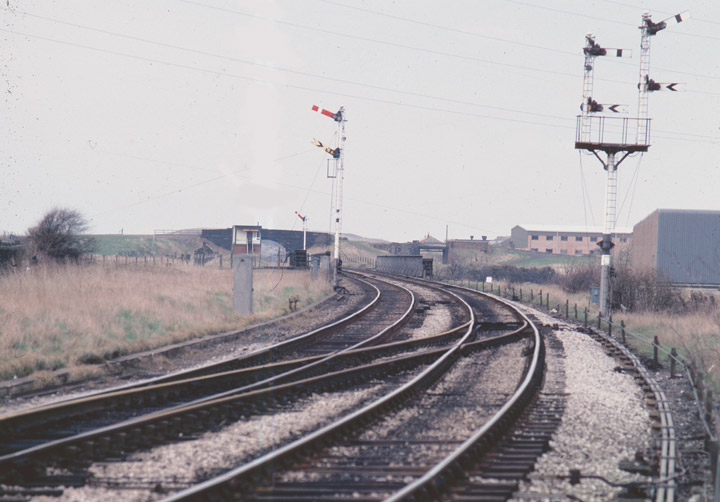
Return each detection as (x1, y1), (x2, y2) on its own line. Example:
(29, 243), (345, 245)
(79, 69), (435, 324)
(611, 262), (683, 312)
(27, 208), (96, 262)
(556, 262), (599, 293)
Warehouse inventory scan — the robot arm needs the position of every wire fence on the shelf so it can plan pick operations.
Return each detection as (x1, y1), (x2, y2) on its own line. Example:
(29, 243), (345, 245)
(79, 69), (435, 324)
(442, 277), (719, 501)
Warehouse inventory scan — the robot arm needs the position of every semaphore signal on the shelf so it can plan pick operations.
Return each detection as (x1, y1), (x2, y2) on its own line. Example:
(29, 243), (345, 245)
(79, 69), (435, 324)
(311, 138), (341, 159)
(310, 104), (346, 286)
(311, 105), (344, 122)
(295, 211), (308, 250)
(580, 98), (626, 114)
(574, 10), (689, 317)
(639, 76), (682, 92)
(578, 33), (632, 144)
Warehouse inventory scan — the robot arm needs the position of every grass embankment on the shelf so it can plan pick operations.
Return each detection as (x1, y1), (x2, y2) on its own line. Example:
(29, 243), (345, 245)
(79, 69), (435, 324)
(0, 263), (332, 383)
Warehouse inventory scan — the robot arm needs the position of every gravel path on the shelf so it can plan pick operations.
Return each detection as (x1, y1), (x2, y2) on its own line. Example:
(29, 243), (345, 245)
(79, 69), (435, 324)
(509, 306), (654, 501)
(371, 274), (468, 341)
(30, 375), (422, 502)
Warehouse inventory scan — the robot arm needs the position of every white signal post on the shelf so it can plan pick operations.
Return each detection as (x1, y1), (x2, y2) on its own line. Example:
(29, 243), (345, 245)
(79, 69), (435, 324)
(295, 211), (307, 250)
(311, 105), (346, 286)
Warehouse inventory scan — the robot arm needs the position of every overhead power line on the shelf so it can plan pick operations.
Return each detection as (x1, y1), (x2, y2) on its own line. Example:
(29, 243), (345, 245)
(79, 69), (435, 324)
(3, 11), (579, 124)
(3, 17), (718, 143)
(311, 1), (720, 81)
(4, 26), (717, 143)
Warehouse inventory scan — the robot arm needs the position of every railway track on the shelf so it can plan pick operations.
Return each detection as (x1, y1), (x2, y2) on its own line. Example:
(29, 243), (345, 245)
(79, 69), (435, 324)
(1, 272), (675, 502)
(0, 273), (473, 496)
(151, 279), (543, 501)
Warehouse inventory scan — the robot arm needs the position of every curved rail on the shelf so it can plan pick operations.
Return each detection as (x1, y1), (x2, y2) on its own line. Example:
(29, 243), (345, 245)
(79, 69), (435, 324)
(385, 285), (543, 501)
(159, 286), (477, 501)
(0, 275), (387, 440)
(0, 275), (466, 485)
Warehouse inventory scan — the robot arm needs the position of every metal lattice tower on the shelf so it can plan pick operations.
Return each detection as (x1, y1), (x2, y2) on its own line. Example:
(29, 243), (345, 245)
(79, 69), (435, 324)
(636, 12), (652, 143)
(580, 34), (598, 144)
(636, 11), (689, 143)
(575, 11), (687, 315)
(574, 35), (646, 317)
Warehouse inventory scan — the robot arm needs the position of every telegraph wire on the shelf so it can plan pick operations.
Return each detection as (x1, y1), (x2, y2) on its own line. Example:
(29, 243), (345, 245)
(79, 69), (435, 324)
(181, 0), (720, 86)
(5, 26), (717, 144)
(2, 27), (577, 128)
(505, 0), (720, 43)
(89, 149), (315, 220)
(9, 6), (720, 105)
(0, 17), (578, 126)
(309, 1), (720, 82)
(4, 19), (719, 143)
(284, 0), (576, 56)
(578, 152), (597, 228)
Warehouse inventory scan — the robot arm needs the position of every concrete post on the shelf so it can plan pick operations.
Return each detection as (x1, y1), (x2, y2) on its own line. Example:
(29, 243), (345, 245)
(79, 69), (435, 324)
(232, 254), (253, 314)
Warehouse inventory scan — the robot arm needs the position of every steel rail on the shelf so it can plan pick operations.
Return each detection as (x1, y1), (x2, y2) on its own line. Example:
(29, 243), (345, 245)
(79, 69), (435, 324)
(0, 277), (469, 483)
(0, 275), (387, 437)
(2, 274), (380, 412)
(158, 287), (477, 502)
(585, 328), (676, 502)
(384, 286), (542, 502)
(0, 338), (477, 479)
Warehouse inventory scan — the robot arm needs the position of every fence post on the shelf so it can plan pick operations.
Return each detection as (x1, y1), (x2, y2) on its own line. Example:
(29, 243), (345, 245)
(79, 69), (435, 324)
(584, 308), (588, 329)
(670, 347), (677, 378)
(705, 389), (713, 426)
(520, 288), (523, 300)
(709, 441), (719, 489)
(565, 299), (569, 318)
(597, 312), (602, 330)
(621, 320), (626, 344)
(574, 303), (578, 320)
(608, 314), (612, 337)
(539, 289), (543, 307)
(530, 289), (534, 301)
(546, 293), (550, 310)
(653, 336), (659, 367)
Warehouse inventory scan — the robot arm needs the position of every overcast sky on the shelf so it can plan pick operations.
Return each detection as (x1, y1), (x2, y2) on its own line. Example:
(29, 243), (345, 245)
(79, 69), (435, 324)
(2, 0), (718, 242)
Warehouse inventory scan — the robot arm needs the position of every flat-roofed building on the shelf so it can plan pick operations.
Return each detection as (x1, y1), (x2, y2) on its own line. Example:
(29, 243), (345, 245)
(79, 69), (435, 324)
(510, 225), (632, 256)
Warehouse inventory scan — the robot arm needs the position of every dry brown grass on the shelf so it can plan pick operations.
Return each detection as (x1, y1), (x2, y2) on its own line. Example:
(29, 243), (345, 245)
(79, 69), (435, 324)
(0, 263), (332, 381)
(486, 278), (720, 390)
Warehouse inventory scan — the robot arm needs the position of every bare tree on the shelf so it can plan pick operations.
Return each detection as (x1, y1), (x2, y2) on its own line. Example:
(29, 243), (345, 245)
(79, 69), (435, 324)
(27, 208), (96, 262)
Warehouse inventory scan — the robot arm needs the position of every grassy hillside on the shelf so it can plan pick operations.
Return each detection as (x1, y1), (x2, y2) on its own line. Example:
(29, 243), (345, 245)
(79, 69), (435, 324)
(91, 234), (595, 271)
(463, 248), (595, 268)
(93, 234), (208, 257)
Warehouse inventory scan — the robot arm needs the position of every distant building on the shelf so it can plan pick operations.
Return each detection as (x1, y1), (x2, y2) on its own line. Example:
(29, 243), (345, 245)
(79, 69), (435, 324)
(631, 209), (720, 286)
(447, 236), (491, 262)
(511, 224), (632, 256)
(375, 234), (449, 264)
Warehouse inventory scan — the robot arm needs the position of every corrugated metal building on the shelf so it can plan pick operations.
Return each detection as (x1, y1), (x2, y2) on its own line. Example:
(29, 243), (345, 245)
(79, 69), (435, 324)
(631, 209), (720, 286)
(510, 225), (632, 256)
(375, 255), (425, 277)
